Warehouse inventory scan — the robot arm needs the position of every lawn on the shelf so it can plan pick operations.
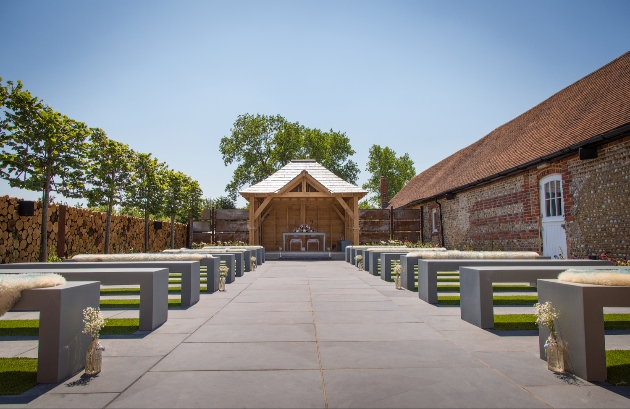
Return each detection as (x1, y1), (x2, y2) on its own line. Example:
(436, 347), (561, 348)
(0, 358), (37, 395)
(438, 295), (539, 305)
(100, 299), (181, 309)
(0, 318), (140, 337)
(494, 314), (630, 331)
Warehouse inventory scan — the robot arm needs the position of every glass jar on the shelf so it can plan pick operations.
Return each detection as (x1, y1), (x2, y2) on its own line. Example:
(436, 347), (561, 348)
(395, 275), (402, 290)
(545, 335), (564, 372)
(85, 337), (104, 375)
(219, 276), (226, 291)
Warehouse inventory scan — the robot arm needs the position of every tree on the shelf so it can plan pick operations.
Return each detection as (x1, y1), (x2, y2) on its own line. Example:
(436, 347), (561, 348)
(213, 196), (235, 209)
(0, 79), (89, 261)
(125, 153), (166, 252)
(362, 145), (416, 208)
(178, 179), (204, 246)
(220, 113), (359, 199)
(84, 129), (135, 253)
(163, 170), (190, 249)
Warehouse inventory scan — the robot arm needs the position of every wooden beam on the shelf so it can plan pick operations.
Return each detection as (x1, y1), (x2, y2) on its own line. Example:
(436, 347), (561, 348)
(335, 197), (352, 216)
(248, 197), (255, 245)
(330, 204), (345, 223)
(353, 194), (360, 245)
(254, 196), (273, 220)
(278, 192), (332, 198)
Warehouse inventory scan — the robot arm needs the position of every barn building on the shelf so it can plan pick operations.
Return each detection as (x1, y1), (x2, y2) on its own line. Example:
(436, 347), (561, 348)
(389, 52), (630, 259)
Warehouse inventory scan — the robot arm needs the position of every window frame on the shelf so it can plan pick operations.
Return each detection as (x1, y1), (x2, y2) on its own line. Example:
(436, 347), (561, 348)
(539, 174), (565, 222)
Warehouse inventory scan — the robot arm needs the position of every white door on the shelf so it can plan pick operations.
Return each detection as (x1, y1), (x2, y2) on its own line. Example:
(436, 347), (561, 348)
(540, 174), (567, 259)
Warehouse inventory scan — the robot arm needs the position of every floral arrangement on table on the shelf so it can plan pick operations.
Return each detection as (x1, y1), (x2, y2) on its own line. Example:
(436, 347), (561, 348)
(355, 255), (363, 270)
(83, 307), (106, 375)
(535, 301), (564, 372)
(294, 224), (314, 233)
(250, 256), (257, 271)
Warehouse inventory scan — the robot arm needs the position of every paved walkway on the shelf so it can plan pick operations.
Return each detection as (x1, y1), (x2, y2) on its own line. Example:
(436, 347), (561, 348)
(2, 260), (630, 408)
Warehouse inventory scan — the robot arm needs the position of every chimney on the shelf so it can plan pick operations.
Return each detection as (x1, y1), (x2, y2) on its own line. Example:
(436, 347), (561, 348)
(380, 177), (388, 209)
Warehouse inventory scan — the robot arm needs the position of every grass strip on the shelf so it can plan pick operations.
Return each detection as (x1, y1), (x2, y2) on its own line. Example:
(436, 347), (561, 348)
(438, 295), (539, 305)
(494, 314), (630, 331)
(101, 285), (207, 294)
(438, 278), (460, 282)
(0, 318), (140, 337)
(607, 350), (630, 386)
(0, 358), (37, 395)
(100, 299), (181, 309)
(436, 285), (536, 292)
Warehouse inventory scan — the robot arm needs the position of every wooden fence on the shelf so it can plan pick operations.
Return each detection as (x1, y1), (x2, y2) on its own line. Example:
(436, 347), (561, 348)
(359, 208), (421, 243)
(192, 207), (422, 245)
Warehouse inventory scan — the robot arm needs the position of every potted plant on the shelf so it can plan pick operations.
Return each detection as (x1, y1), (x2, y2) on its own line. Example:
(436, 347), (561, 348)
(83, 307), (106, 375)
(219, 266), (228, 291)
(250, 256), (257, 271)
(535, 301), (564, 372)
(327, 247), (331, 257)
(279, 247), (282, 257)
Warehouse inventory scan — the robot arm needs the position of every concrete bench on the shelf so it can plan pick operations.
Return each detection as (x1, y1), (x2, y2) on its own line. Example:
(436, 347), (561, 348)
(380, 253), (410, 281)
(209, 246), (264, 264)
(459, 265), (614, 329)
(366, 248), (416, 275)
(70, 254), (220, 294)
(1, 261), (201, 306)
(538, 278), (630, 381)
(9, 281), (100, 383)
(6, 268), (169, 331)
(164, 248), (249, 275)
(401, 258), (612, 303)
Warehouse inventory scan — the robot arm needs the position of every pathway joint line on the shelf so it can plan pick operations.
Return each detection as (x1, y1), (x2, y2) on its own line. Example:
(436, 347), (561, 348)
(308, 275), (329, 409)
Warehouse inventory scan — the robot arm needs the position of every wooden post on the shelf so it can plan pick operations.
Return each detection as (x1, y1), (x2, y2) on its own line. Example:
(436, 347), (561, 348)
(353, 195), (359, 245)
(56, 205), (66, 258)
(248, 197), (255, 245)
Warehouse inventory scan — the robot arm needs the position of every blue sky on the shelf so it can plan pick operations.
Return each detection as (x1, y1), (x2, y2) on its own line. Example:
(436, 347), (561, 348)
(1, 0), (629, 207)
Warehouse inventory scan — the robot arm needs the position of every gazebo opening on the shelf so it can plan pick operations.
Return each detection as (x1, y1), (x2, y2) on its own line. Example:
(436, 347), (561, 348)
(239, 160), (367, 252)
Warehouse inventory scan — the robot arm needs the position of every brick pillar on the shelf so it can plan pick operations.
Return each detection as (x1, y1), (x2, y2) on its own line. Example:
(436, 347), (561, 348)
(380, 177), (388, 209)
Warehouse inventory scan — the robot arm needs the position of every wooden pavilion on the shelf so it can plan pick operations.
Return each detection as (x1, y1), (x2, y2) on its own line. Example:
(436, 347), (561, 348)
(240, 160), (367, 251)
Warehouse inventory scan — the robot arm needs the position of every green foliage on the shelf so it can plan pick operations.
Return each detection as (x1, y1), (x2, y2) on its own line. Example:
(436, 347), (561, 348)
(0, 358), (37, 395)
(220, 113), (359, 199)
(46, 253), (62, 262)
(213, 196), (236, 209)
(359, 200), (376, 209)
(163, 170), (191, 248)
(362, 144), (415, 207)
(85, 129), (135, 253)
(178, 179), (204, 224)
(0, 79), (90, 261)
(125, 153), (167, 251)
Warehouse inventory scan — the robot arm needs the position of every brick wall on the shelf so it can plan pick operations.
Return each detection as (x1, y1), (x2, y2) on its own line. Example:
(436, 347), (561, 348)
(0, 196), (187, 263)
(409, 137), (630, 258)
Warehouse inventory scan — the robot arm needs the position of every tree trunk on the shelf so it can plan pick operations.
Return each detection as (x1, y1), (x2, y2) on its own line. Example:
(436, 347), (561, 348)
(188, 216), (193, 248)
(105, 198), (113, 254)
(144, 209), (149, 253)
(39, 182), (50, 262)
(170, 214), (176, 249)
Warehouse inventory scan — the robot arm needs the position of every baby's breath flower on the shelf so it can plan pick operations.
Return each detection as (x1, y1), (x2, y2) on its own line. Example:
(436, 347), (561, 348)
(82, 307), (105, 338)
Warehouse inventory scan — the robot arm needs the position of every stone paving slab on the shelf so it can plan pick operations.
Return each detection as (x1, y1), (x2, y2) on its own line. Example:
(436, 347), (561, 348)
(1, 259), (629, 408)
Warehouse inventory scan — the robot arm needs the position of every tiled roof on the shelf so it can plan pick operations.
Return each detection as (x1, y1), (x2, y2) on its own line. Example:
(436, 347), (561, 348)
(240, 160), (367, 195)
(389, 51), (630, 208)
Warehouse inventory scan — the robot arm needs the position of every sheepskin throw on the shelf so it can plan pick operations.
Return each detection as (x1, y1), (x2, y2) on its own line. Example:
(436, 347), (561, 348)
(407, 250), (541, 259)
(0, 273), (66, 317)
(558, 269), (630, 286)
(72, 253), (213, 262)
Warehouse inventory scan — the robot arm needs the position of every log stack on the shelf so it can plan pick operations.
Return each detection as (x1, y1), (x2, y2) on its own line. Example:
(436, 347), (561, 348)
(0, 195), (187, 263)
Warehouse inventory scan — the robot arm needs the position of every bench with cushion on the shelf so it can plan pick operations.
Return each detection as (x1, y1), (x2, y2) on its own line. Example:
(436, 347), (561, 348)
(4, 268), (169, 331)
(9, 281), (101, 383)
(459, 265), (614, 329)
(414, 256), (609, 304)
(70, 253), (220, 293)
(538, 277), (630, 381)
(2, 261), (201, 306)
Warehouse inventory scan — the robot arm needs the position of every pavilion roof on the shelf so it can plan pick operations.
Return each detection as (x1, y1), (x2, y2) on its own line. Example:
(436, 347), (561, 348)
(240, 160), (366, 195)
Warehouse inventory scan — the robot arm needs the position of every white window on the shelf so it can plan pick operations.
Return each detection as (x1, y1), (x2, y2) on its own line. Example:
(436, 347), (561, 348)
(432, 209), (438, 233)
(541, 177), (563, 219)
